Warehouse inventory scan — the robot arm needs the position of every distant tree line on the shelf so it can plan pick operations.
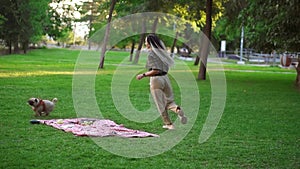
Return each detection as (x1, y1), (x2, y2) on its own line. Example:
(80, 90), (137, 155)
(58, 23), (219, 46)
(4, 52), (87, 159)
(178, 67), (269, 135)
(0, 0), (75, 54)
(214, 0), (300, 53)
(0, 0), (298, 55)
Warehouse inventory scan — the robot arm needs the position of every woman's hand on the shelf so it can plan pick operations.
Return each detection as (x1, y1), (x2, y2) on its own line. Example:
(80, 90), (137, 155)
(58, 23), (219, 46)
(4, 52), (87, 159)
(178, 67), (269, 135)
(136, 74), (145, 80)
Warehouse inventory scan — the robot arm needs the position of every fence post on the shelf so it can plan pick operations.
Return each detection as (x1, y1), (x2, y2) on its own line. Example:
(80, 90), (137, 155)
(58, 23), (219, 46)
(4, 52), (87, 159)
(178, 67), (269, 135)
(237, 26), (245, 64)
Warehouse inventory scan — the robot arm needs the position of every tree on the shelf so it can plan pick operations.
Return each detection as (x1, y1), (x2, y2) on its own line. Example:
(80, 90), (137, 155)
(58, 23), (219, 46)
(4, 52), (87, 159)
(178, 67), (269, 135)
(56, 29), (74, 47)
(198, 0), (212, 80)
(296, 59), (300, 87)
(46, 0), (78, 42)
(214, 0), (299, 53)
(78, 0), (104, 50)
(0, 0), (18, 53)
(132, 1), (155, 64)
(244, 0), (299, 52)
(0, 0), (79, 54)
(133, 18), (146, 64)
(0, 0), (50, 54)
(213, 0), (246, 51)
(99, 0), (117, 69)
(166, 0), (223, 82)
(131, 0), (172, 64)
(25, 0), (51, 52)
(214, 0), (300, 86)
(113, 0), (144, 62)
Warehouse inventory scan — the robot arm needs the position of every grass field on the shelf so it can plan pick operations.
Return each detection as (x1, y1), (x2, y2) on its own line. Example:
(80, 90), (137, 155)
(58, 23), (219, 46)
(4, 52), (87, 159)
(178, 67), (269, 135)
(0, 48), (299, 168)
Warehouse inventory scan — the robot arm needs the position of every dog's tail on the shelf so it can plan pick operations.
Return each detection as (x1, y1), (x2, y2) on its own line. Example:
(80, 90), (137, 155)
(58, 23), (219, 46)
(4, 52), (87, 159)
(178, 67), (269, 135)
(52, 98), (58, 104)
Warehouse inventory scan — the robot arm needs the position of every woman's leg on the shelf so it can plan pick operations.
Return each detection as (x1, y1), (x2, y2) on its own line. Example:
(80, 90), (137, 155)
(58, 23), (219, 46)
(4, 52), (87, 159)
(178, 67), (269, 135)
(164, 76), (187, 124)
(150, 77), (172, 125)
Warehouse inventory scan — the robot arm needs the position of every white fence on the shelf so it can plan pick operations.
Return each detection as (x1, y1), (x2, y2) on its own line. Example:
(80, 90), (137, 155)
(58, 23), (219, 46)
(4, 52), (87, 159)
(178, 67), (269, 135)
(220, 50), (299, 65)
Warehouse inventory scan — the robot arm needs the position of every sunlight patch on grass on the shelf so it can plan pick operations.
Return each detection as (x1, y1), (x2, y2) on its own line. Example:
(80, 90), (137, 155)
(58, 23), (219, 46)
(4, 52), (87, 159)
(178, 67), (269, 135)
(0, 71), (75, 77)
(0, 69), (122, 77)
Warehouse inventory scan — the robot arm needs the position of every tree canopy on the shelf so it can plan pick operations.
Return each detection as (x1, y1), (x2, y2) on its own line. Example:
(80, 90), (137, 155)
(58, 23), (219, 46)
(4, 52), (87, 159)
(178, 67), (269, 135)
(213, 0), (300, 53)
(0, 0), (298, 54)
(0, 0), (78, 53)
(0, 0), (50, 53)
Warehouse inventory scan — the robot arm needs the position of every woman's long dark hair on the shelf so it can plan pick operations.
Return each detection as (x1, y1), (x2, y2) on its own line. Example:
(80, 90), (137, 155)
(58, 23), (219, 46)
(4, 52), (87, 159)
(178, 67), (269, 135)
(145, 33), (174, 67)
(146, 34), (165, 49)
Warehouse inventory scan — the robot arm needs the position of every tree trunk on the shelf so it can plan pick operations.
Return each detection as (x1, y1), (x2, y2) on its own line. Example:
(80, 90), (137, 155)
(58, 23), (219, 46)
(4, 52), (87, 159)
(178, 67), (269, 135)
(129, 39), (135, 61)
(99, 0), (116, 69)
(8, 40), (12, 54)
(13, 41), (19, 54)
(198, 61), (207, 79)
(133, 20), (146, 64)
(194, 55), (200, 65)
(296, 59), (300, 87)
(151, 17), (158, 33)
(198, 0), (212, 80)
(194, 35), (204, 65)
(22, 41), (28, 54)
(170, 32), (178, 57)
(88, 1), (94, 50)
(197, 31), (210, 78)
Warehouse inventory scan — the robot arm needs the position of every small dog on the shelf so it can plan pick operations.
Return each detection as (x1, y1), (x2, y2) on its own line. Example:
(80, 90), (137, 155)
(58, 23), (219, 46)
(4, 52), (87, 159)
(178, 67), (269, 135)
(28, 98), (58, 116)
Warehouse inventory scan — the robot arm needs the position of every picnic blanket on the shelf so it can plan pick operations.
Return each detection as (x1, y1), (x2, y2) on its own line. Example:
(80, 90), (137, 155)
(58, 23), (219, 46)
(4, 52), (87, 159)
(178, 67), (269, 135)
(32, 118), (159, 138)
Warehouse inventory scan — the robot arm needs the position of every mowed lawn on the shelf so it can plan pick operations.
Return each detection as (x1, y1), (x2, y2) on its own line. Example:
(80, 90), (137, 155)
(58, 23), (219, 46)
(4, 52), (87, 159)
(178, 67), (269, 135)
(0, 48), (299, 168)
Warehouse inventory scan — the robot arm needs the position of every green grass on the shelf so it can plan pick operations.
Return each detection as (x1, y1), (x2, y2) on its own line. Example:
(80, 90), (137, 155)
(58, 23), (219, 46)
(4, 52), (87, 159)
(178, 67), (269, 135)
(0, 48), (299, 168)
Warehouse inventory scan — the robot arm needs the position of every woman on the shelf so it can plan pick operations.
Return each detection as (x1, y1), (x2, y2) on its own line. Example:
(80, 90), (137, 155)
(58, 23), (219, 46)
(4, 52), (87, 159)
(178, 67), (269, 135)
(136, 34), (187, 130)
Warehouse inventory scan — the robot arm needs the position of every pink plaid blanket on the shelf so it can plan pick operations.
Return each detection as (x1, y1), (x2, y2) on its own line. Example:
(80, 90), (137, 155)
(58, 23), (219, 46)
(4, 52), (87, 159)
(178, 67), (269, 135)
(33, 118), (159, 138)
